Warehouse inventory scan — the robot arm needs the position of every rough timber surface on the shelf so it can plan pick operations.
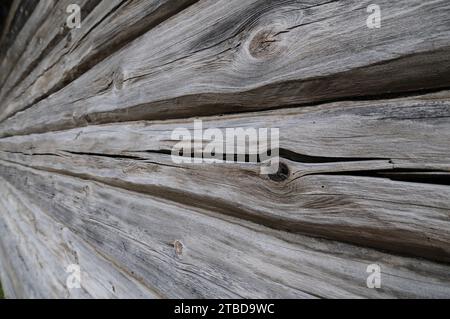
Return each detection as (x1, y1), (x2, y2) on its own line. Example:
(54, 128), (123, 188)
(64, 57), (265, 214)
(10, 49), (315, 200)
(0, 0), (449, 299)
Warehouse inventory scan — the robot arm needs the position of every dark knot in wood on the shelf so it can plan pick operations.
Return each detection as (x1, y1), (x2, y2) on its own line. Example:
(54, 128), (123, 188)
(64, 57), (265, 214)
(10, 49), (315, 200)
(268, 162), (290, 182)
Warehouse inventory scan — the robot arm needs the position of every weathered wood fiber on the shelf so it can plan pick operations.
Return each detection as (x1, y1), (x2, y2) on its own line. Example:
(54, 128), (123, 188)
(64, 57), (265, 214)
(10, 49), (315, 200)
(2, 146), (450, 263)
(1, 92), (449, 261)
(0, 0), (102, 109)
(1, 91), (449, 164)
(0, 0), (198, 123)
(0, 0), (54, 90)
(0, 178), (159, 298)
(0, 200), (99, 298)
(0, 0), (449, 299)
(0, 160), (449, 298)
(0, 0), (29, 63)
(1, 148), (449, 263)
(1, 0), (450, 137)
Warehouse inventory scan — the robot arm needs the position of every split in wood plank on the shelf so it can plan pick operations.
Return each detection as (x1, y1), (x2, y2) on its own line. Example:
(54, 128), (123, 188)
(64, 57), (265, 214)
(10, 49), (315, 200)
(1, 160), (449, 298)
(1, 0), (450, 136)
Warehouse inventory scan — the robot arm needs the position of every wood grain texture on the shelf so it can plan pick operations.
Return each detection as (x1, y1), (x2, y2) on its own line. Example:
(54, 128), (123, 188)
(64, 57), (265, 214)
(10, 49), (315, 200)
(0, 0), (23, 61)
(0, 0), (102, 111)
(1, 91), (449, 164)
(1, 148), (449, 263)
(0, 178), (159, 298)
(0, 160), (449, 298)
(1, 0), (449, 137)
(0, 0), (198, 123)
(0, 0), (54, 90)
(0, 0), (449, 299)
(1, 92), (449, 262)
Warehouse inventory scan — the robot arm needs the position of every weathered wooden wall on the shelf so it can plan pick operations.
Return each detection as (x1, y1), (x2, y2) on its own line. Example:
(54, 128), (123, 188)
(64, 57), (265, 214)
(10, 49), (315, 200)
(0, 0), (449, 298)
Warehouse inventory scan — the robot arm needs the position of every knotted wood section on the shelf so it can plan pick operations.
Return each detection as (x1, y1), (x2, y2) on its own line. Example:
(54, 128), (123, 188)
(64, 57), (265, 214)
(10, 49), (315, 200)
(0, 0), (449, 298)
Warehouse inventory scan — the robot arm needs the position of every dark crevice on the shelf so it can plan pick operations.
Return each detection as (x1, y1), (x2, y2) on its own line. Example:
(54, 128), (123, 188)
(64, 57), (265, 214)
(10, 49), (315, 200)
(188, 86), (450, 127)
(69, 149), (272, 165)
(63, 150), (145, 161)
(321, 169), (450, 186)
(145, 148), (385, 165)
(280, 148), (386, 163)
(1, 3), (449, 134)
(3, 146), (449, 187)
(142, 149), (172, 156)
(1, 150), (63, 158)
(165, 151), (261, 163)
(139, 149), (450, 186)
(6, 148), (450, 188)
(1, 156), (449, 265)
(79, 40), (450, 130)
(13, 83), (447, 141)
(379, 173), (450, 186)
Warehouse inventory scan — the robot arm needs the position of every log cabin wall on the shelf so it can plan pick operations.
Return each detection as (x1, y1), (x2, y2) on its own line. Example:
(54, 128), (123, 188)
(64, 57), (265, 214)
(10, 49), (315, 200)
(0, 0), (449, 298)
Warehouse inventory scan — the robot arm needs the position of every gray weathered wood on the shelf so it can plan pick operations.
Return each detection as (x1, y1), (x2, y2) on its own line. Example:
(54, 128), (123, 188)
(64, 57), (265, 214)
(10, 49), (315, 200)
(0, 178), (159, 298)
(0, 0), (198, 123)
(0, 0), (449, 299)
(0, 147), (449, 263)
(1, 91), (449, 164)
(0, 0), (100, 108)
(0, 0), (54, 90)
(1, 160), (449, 298)
(1, 92), (449, 261)
(1, 0), (449, 137)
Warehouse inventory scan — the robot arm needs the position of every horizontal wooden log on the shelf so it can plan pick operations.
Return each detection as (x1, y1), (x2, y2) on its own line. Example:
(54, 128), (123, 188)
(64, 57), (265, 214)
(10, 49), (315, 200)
(0, 0), (33, 63)
(1, 92), (449, 164)
(0, 0), (54, 90)
(0, 149), (449, 263)
(0, 0), (198, 123)
(1, 161), (450, 298)
(0, 178), (159, 298)
(1, 0), (449, 137)
(0, 185), (91, 298)
(1, 93), (449, 261)
(0, 0), (101, 107)
(1, 0), (449, 300)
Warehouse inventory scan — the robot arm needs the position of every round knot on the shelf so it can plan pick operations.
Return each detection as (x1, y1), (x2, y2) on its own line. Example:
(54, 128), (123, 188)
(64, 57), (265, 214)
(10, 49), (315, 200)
(269, 162), (290, 182)
(248, 29), (283, 59)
